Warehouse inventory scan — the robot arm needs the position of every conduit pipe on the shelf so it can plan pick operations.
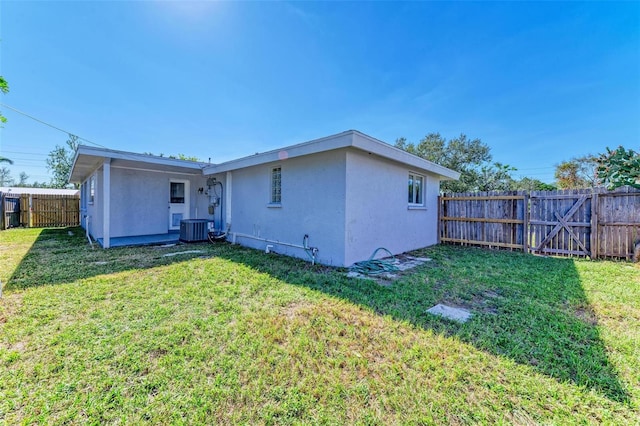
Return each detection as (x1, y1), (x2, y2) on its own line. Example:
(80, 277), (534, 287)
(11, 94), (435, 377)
(208, 223), (231, 242)
(231, 232), (318, 264)
(85, 215), (94, 248)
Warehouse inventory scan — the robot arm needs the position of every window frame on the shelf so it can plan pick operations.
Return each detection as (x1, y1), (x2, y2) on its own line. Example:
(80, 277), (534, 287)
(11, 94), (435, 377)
(88, 175), (95, 205)
(408, 172), (425, 207)
(170, 182), (186, 204)
(80, 181), (87, 209)
(270, 166), (282, 205)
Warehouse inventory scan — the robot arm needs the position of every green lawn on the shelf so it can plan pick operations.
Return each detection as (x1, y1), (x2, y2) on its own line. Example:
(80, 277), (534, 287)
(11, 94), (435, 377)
(1, 227), (638, 424)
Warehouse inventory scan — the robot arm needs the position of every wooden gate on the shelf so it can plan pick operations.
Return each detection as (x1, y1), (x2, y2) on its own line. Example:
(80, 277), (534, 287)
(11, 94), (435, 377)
(0, 193), (80, 229)
(529, 190), (593, 257)
(2, 196), (21, 229)
(440, 187), (640, 260)
(25, 194), (80, 227)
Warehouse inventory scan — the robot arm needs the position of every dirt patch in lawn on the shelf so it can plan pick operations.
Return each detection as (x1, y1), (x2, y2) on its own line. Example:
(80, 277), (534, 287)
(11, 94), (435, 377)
(0, 292), (24, 324)
(573, 305), (599, 326)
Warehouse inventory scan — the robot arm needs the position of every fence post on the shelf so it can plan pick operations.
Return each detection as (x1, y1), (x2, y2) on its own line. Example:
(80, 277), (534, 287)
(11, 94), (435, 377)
(590, 191), (599, 260)
(19, 194), (28, 227)
(437, 195), (442, 244)
(28, 195), (33, 228)
(523, 192), (529, 253)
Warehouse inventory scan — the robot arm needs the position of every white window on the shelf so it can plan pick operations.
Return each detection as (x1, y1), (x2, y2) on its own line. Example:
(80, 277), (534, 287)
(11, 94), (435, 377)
(89, 175), (95, 204)
(170, 182), (185, 203)
(271, 167), (281, 204)
(81, 181), (87, 209)
(408, 173), (424, 206)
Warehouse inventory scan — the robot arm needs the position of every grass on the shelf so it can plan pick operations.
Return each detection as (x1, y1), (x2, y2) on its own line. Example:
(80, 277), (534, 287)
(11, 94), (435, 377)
(1, 227), (639, 424)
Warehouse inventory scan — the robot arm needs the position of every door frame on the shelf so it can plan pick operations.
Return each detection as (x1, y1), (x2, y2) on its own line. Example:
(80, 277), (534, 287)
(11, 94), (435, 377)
(169, 179), (190, 230)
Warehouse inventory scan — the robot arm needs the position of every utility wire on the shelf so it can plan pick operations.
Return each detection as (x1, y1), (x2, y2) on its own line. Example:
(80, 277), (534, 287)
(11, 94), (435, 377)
(0, 103), (107, 148)
(1, 150), (49, 157)
(4, 158), (47, 163)
(0, 103), (210, 169)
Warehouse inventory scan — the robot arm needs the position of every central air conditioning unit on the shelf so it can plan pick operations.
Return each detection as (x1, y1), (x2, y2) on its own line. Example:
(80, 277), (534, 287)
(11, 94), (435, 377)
(180, 219), (213, 242)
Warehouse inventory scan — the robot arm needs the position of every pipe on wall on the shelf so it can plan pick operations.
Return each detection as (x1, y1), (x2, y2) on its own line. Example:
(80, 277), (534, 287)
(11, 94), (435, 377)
(232, 232), (317, 264)
(85, 215), (94, 247)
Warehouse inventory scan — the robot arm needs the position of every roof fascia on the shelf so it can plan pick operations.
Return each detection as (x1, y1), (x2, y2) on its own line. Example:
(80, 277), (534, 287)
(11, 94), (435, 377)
(75, 145), (208, 169)
(204, 130), (461, 180)
(351, 131), (461, 180)
(203, 131), (354, 175)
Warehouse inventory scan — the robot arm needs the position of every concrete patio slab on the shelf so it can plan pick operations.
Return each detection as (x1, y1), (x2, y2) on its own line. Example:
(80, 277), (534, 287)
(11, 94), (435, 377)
(96, 232), (180, 248)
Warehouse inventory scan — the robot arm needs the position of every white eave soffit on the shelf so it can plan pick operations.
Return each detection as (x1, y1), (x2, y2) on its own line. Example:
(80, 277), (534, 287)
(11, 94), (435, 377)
(70, 145), (207, 182)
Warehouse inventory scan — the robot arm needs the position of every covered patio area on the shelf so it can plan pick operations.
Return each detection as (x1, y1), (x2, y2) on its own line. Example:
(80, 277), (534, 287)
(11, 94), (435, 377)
(96, 231), (181, 248)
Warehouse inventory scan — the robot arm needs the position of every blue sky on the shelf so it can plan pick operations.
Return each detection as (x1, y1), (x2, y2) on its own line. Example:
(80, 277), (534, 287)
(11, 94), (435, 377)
(1, 1), (638, 184)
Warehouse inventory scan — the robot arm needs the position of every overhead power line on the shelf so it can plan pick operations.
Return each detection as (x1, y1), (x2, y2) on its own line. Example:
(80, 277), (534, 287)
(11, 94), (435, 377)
(1, 150), (49, 157)
(4, 157), (47, 163)
(516, 166), (556, 171)
(0, 103), (210, 170)
(0, 103), (107, 149)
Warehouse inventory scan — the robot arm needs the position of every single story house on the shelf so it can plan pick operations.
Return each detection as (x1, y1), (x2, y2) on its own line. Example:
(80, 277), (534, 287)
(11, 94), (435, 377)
(69, 130), (460, 266)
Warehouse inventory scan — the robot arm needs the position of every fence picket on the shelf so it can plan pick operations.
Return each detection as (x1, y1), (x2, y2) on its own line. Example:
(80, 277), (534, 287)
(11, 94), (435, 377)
(1, 193), (80, 229)
(439, 187), (640, 260)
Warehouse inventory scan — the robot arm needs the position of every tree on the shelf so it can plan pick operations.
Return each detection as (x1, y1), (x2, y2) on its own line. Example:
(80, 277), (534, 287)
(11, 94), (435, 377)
(0, 72), (12, 165)
(0, 167), (32, 187)
(396, 133), (491, 171)
(395, 133), (516, 192)
(0, 75), (8, 125)
(144, 152), (200, 161)
(173, 154), (200, 161)
(16, 172), (29, 187)
(46, 134), (80, 188)
(554, 155), (599, 189)
(476, 162), (516, 191)
(512, 177), (557, 191)
(596, 146), (640, 190)
(0, 167), (14, 186)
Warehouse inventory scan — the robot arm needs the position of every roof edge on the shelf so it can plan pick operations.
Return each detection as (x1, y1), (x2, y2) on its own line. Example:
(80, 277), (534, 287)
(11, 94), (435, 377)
(202, 130), (355, 174)
(204, 130), (461, 180)
(75, 145), (209, 168)
(69, 145), (209, 183)
(351, 131), (461, 180)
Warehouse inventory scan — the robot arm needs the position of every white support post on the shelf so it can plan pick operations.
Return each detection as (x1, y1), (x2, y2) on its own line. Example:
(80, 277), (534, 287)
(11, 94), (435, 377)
(103, 159), (111, 248)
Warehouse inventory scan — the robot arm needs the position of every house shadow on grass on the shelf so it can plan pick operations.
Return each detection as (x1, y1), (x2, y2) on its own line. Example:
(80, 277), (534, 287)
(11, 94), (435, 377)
(4, 229), (631, 403)
(3, 227), (217, 291)
(211, 244), (632, 404)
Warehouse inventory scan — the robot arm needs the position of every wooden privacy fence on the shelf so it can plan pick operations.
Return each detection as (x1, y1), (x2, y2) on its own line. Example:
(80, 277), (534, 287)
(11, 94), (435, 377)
(439, 186), (640, 261)
(0, 193), (80, 229)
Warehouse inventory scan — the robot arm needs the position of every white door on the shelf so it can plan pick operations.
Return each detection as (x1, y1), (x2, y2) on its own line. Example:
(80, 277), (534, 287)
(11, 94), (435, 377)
(169, 180), (190, 230)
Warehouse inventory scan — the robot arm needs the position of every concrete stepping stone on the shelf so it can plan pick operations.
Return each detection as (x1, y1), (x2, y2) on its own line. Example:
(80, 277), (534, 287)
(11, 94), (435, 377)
(426, 303), (472, 323)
